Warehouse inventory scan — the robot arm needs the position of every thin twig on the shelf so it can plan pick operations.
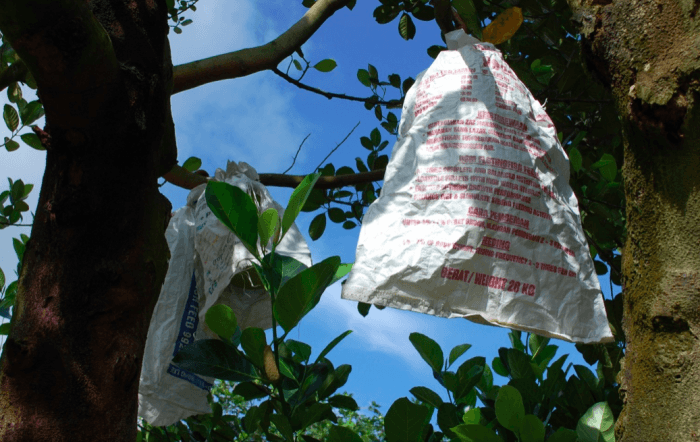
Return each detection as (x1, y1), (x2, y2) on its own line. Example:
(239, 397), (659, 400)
(283, 133), (311, 174)
(314, 121), (361, 170)
(272, 68), (403, 107)
(0, 222), (33, 227)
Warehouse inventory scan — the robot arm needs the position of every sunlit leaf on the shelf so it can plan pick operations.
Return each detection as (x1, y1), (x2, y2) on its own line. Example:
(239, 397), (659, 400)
(398, 13), (416, 40)
(313, 59), (337, 72)
(182, 156), (202, 172)
(482, 7), (523, 45)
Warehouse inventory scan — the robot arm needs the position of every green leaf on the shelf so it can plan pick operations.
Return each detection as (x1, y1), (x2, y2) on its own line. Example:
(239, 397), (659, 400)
(233, 381), (270, 400)
(410, 386), (443, 408)
(591, 154), (617, 182)
(357, 69), (371, 87)
(286, 339), (312, 362)
(547, 428), (578, 442)
(282, 173), (321, 239)
(452, 0), (482, 39)
(205, 304), (238, 340)
(240, 327), (266, 368)
(528, 334), (549, 357)
(181, 19), (193, 26)
(448, 343), (472, 368)
(346, 0), (356, 10)
(20, 133), (43, 150)
(7, 83), (21, 103)
(342, 221), (356, 229)
(450, 424), (502, 442)
(374, 104), (382, 121)
(0, 323), (10, 336)
(360, 136), (374, 150)
(437, 403), (461, 438)
(594, 260), (608, 275)
(173, 26), (182, 34)
(476, 363), (494, 393)
(495, 385), (525, 434)
(270, 414), (295, 441)
(385, 397), (430, 442)
(568, 146), (582, 172)
(409, 332), (444, 373)
(313, 59), (337, 72)
(462, 408), (481, 425)
(398, 13), (416, 40)
(455, 357), (485, 400)
(258, 208), (280, 248)
(182, 156), (202, 172)
(19, 101), (43, 125)
(328, 394), (359, 411)
(388, 73), (401, 88)
(370, 128), (381, 146)
(302, 0), (315, 7)
(308, 213), (326, 240)
(258, 253), (308, 292)
(521, 414), (545, 442)
(172, 339), (256, 382)
(316, 330), (352, 362)
(205, 181), (259, 257)
(274, 256), (340, 332)
(3, 104), (19, 131)
(293, 59), (303, 70)
(507, 349), (536, 380)
(328, 208), (345, 223)
(328, 425), (363, 442)
(0, 267), (4, 289)
(4, 138), (19, 152)
(427, 45), (446, 59)
(357, 302), (371, 317)
(576, 402), (615, 442)
(10, 180), (24, 204)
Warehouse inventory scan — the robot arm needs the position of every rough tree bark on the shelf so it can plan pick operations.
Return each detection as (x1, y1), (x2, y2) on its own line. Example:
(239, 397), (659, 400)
(0, 0), (174, 440)
(567, 1), (700, 440)
(0, 0), (351, 440)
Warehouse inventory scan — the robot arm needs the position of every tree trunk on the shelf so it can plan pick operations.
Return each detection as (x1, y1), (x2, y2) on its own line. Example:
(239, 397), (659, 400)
(567, 0), (700, 440)
(0, 1), (175, 440)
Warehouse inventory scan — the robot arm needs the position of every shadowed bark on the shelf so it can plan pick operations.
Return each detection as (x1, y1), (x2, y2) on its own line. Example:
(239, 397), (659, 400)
(567, 1), (700, 440)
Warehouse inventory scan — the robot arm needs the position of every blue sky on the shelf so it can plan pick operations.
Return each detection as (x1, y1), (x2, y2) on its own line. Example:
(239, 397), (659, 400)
(0, 0), (616, 418)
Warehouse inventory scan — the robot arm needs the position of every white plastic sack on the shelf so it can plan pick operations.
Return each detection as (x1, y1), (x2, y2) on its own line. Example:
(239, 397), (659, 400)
(341, 29), (613, 344)
(139, 161), (312, 426)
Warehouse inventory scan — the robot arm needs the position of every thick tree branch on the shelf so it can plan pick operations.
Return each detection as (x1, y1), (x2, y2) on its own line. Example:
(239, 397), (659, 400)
(272, 68), (403, 106)
(162, 164), (385, 190)
(0, 0), (120, 130)
(172, 0), (351, 94)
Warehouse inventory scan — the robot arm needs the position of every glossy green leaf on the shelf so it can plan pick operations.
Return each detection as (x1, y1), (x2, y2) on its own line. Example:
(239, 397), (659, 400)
(328, 394), (359, 411)
(282, 173), (321, 239)
(309, 213), (326, 240)
(448, 343), (472, 367)
(437, 402), (461, 438)
(19, 101), (44, 125)
(270, 414), (295, 441)
(507, 348), (536, 380)
(233, 381), (270, 400)
(286, 339), (312, 362)
(4, 138), (19, 152)
(7, 83), (21, 103)
(3, 104), (18, 131)
(258, 253), (308, 292)
(476, 363), (494, 393)
(495, 385), (525, 433)
(528, 334), (549, 357)
(462, 408), (481, 425)
(409, 332), (444, 373)
(452, 0), (482, 39)
(591, 154), (617, 182)
(274, 256), (340, 332)
(455, 357), (485, 400)
(205, 304), (238, 341)
(521, 414), (545, 442)
(576, 402), (615, 442)
(328, 425), (363, 442)
(568, 146), (583, 172)
(410, 386), (443, 408)
(398, 13), (416, 40)
(172, 339), (256, 382)
(258, 208), (280, 248)
(357, 69), (371, 87)
(240, 327), (266, 368)
(450, 424), (502, 442)
(547, 427), (578, 442)
(182, 156), (202, 172)
(20, 133), (43, 150)
(385, 397), (430, 442)
(205, 181), (259, 257)
(314, 59), (337, 72)
(316, 329), (352, 362)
